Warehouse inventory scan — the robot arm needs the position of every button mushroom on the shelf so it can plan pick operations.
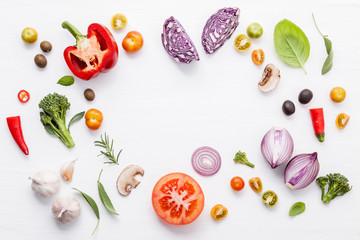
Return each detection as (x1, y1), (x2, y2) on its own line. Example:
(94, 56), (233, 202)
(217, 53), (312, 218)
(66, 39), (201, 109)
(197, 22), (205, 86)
(258, 64), (280, 93)
(116, 165), (144, 196)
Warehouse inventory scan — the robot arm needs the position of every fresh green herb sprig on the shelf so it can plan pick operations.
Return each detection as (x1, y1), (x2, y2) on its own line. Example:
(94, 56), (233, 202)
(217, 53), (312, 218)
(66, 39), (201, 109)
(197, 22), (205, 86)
(94, 133), (122, 165)
(97, 169), (119, 215)
(233, 150), (255, 168)
(312, 13), (333, 75)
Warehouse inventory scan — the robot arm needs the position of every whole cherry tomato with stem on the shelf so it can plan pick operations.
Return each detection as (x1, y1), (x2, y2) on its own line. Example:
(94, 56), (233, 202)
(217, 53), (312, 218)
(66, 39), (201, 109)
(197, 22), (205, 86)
(122, 31), (143, 53)
(85, 109), (103, 130)
(230, 176), (245, 191)
(330, 87), (346, 103)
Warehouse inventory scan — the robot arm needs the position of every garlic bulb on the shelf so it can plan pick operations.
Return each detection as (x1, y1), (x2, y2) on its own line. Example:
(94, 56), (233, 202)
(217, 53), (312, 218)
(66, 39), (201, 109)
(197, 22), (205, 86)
(52, 196), (81, 224)
(60, 159), (77, 181)
(29, 170), (60, 197)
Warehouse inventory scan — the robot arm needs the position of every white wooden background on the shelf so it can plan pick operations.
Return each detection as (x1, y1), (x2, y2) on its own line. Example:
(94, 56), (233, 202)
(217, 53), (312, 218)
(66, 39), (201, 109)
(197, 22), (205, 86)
(0, 0), (359, 239)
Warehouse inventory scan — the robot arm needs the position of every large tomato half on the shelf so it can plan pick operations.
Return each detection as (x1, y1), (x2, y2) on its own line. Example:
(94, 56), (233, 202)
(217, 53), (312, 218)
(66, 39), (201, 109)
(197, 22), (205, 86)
(152, 172), (204, 225)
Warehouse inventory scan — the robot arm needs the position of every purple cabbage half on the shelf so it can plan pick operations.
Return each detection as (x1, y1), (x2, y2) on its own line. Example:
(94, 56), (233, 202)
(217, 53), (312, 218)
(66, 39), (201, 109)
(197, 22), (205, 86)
(201, 7), (240, 54)
(161, 16), (199, 64)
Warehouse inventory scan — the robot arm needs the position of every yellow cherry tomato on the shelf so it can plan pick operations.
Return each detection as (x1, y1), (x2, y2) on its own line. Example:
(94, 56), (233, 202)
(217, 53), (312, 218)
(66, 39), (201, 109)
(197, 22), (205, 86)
(85, 109), (103, 130)
(111, 14), (127, 30)
(234, 34), (251, 52)
(330, 87), (346, 103)
(336, 113), (350, 129)
(210, 204), (228, 220)
(21, 27), (38, 44)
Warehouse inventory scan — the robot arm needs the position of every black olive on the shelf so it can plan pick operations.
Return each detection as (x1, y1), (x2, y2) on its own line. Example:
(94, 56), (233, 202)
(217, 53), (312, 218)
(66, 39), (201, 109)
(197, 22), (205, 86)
(298, 89), (313, 104)
(282, 100), (295, 116)
(34, 54), (47, 68)
(40, 41), (52, 52)
(84, 88), (95, 101)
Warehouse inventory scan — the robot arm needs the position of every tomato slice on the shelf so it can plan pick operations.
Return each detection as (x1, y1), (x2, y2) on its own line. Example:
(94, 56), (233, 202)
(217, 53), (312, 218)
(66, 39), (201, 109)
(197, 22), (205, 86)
(152, 172), (204, 225)
(18, 90), (30, 103)
(336, 113), (350, 129)
(249, 177), (263, 193)
(262, 190), (278, 207)
(111, 13), (127, 30)
(251, 49), (265, 65)
(234, 34), (251, 52)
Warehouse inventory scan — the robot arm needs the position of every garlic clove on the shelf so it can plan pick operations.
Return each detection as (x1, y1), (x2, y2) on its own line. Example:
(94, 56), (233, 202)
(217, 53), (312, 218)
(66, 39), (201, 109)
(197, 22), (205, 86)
(60, 159), (77, 181)
(29, 170), (60, 198)
(52, 196), (81, 224)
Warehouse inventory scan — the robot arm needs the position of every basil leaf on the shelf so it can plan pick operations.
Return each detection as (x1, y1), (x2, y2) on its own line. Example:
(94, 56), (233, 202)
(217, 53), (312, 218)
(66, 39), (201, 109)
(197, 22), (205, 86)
(273, 19), (310, 73)
(57, 75), (74, 86)
(68, 111), (85, 130)
(73, 188), (100, 235)
(289, 202), (305, 216)
(97, 170), (119, 215)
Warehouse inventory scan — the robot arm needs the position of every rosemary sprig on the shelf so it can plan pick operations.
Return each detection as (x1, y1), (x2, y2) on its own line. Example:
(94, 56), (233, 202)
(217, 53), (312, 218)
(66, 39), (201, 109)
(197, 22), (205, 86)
(94, 133), (122, 165)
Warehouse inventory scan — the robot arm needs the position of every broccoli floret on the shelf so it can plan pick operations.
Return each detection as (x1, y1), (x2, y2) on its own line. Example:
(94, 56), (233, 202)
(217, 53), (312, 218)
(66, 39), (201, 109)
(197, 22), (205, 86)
(233, 150), (255, 168)
(316, 173), (352, 204)
(39, 93), (74, 148)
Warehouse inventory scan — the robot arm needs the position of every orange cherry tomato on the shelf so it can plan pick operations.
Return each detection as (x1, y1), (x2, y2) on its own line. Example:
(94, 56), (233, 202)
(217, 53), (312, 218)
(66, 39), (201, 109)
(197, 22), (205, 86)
(335, 113), (350, 129)
(230, 176), (245, 191)
(18, 90), (30, 103)
(251, 49), (265, 65)
(85, 109), (103, 130)
(210, 204), (228, 220)
(330, 87), (346, 103)
(122, 31), (143, 53)
(249, 177), (263, 193)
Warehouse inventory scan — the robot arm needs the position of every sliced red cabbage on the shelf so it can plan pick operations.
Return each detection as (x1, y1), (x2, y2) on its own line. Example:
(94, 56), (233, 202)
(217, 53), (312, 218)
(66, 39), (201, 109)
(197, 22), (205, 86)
(202, 7), (240, 54)
(161, 16), (199, 64)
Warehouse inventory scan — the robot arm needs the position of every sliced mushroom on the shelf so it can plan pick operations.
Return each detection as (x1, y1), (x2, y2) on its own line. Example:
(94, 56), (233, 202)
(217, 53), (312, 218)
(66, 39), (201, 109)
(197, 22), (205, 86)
(258, 63), (281, 93)
(116, 165), (144, 196)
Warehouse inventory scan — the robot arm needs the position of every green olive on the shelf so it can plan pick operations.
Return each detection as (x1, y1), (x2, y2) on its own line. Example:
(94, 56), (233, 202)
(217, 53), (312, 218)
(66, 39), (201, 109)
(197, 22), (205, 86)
(247, 23), (263, 39)
(34, 54), (47, 68)
(84, 88), (95, 101)
(21, 27), (38, 44)
(40, 41), (52, 52)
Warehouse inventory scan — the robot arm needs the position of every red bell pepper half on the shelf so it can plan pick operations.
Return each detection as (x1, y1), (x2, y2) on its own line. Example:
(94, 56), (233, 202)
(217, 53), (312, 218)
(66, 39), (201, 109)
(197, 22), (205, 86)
(7, 116), (29, 155)
(62, 21), (119, 80)
(309, 108), (325, 142)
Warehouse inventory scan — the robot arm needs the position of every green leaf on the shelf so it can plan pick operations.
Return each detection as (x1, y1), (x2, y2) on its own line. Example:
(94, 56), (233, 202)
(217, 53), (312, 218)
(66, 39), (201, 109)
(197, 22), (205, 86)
(289, 202), (306, 216)
(324, 37), (332, 55)
(273, 19), (310, 73)
(73, 188), (100, 235)
(57, 75), (75, 86)
(97, 170), (119, 215)
(68, 111), (85, 130)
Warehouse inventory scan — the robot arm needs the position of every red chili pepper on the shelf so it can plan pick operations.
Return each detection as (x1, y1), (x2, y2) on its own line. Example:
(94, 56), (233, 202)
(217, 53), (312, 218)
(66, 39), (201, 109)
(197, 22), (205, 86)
(62, 21), (119, 80)
(309, 108), (325, 142)
(7, 116), (29, 155)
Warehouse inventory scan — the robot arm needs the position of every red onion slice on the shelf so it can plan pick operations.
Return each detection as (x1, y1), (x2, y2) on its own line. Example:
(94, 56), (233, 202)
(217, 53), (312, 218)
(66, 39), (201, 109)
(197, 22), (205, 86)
(284, 152), (320, 190)
(191, 146), (221, 176)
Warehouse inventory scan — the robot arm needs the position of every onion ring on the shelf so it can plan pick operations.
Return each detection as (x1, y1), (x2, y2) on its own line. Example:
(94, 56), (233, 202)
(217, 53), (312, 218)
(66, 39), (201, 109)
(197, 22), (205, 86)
(191, 146), (221, 176)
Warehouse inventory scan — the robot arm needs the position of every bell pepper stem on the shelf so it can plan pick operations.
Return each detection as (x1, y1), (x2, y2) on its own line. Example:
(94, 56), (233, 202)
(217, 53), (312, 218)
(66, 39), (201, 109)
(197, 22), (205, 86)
(62, 21), (86, 44)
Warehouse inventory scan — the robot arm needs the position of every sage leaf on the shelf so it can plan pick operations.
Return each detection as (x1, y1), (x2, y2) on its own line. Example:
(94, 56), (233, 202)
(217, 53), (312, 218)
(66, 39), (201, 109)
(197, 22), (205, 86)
(313, 13), (333, 75)
(73, 188), (100, 235)
(289, 202), (305, 216)
(97, 169), (119, 215)
(57, 75), (74, 86)
(273, 19), (310, 73)
(68, 111), (85, 130)
(40, 112), (56, 135)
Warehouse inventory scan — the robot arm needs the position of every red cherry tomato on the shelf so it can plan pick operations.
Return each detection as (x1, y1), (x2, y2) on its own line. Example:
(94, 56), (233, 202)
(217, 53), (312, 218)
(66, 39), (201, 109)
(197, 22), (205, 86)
(18, 90), (30, 103)
(152, 172), (204, 225)
(230, 176), (245, 191)
(122, 31), (143, 53)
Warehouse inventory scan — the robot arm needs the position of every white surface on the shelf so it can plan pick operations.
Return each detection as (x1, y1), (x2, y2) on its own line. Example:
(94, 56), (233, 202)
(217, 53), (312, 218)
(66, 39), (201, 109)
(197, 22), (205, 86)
(0, 0), (360, 239)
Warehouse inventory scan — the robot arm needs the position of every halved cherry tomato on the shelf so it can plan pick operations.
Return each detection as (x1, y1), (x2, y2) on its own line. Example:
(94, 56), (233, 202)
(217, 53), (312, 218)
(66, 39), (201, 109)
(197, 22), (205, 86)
(17, 90), (30, 103)
(234, 34), (251, 52)
(85, 109), (103, 130)
(230, 176), (245, 191)
(122, 31), (143, 53)
(251, 49), (265, 65)
(262, 190), (278, 207)
(111, 13), (127, 30)
(152, 172), (204, 225)
(249, 177), (263, 193)
(336, 113), (350, 129)
(210, 204), (228, 220)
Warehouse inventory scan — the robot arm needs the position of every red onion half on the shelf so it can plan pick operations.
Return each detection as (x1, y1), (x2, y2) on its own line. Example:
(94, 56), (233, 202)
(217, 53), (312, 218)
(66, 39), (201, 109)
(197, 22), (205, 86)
(261, 127), (294, 169)
(285, 152), (320, 190)
(191, 146), (221, 176)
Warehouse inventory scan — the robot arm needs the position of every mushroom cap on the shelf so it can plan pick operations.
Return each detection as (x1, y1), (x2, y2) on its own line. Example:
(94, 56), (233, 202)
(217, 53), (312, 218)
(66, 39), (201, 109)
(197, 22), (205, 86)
(258, 63), (280, 93)
(116, 164), (144, 196)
